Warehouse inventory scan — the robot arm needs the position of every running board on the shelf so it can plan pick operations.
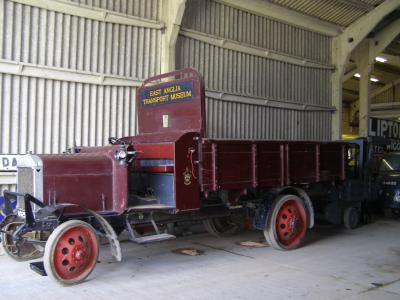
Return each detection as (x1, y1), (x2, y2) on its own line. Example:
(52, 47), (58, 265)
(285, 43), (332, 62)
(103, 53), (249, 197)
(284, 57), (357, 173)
(125, 214), (176, 244)
(126, 204), (175, 212)
(130, 233), (176, 244)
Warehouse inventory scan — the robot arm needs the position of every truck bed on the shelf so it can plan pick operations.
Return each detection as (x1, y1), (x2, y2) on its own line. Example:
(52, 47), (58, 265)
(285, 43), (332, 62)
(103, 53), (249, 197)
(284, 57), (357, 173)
(200, 139), (346, 192)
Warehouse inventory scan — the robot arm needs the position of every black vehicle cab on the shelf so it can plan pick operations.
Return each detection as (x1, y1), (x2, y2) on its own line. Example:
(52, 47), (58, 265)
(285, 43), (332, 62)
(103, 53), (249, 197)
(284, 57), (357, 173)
(377, 152), (400, 217)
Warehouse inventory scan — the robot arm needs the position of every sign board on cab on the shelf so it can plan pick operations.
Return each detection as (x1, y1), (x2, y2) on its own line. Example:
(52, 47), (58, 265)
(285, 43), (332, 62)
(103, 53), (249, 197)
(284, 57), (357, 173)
(141, 80), (194, 107)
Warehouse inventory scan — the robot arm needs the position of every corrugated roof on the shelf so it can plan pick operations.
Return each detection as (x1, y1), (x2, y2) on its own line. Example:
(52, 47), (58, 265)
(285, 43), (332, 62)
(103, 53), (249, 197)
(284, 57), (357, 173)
(266, 0), (386, 27)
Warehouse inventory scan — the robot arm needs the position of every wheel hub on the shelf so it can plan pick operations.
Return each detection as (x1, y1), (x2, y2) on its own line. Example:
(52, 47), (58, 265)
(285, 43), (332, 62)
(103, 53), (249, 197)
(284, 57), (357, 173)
(288, 217), (298, 232)
(72, 246), (87, 263)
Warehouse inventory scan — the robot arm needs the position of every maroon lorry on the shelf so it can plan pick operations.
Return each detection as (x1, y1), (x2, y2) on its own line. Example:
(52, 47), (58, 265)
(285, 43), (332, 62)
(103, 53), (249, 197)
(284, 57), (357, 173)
(0, 69), (362, 285)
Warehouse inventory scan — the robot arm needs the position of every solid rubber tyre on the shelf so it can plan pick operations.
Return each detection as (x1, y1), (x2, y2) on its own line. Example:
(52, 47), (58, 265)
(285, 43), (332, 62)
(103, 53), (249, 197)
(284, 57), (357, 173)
(264, 194), (308, 251)
(203, 216), (240, 237)
(1, 215), (43, 261)
(343, 207), (360, 230)
(44, 220), (99, 285)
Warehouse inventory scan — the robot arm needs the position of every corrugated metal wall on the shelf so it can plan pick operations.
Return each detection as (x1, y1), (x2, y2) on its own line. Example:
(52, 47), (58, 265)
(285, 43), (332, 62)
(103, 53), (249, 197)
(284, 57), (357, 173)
(68, 0), (160, 20)
(0, 74), (136, 154)
(269, 0), (384, 27)
(0, 0), (160, 79)
(182, 0), (331, 64)
(177, 37), (331, 106)
(177, 0), (333, 141)
(0, 0), (161, 191)
(0, 0), (160, 155)
(206, 97), (331, 140)
(267, 0), (384, 27)
(342, 104), (353, 135)
(0, 184), (16, 194)
(372, 84), (400, 104)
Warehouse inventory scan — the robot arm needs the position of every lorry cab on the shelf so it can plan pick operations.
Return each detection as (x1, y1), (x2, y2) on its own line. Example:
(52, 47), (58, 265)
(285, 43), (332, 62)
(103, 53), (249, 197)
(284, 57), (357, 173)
(376, 152), (400, 217)
(346, 137), (400, 217)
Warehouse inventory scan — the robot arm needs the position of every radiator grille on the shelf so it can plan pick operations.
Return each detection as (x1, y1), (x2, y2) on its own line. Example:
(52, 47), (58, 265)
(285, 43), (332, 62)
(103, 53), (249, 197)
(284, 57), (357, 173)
(18, 167), (34, 195)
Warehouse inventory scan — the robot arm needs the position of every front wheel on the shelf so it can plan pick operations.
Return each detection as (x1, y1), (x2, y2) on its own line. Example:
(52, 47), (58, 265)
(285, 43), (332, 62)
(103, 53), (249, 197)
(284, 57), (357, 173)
(264, 194), (308, 250)
(1, 215), (44, 261)
(44, 220), (99, 285)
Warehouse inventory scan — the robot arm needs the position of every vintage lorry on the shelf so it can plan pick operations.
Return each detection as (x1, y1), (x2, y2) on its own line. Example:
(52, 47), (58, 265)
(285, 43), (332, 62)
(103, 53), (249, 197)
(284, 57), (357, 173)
(348, 137), (400, 218)
(0, 69), (366, 285)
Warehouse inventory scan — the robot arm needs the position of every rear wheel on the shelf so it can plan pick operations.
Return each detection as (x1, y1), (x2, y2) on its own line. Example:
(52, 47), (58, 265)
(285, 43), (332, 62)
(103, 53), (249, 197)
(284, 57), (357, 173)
(343, 207), (360, 229)
(203, 216), (240, 237)
(44, 220), (99, 285)
(264, 194), (308, 250)
(1, 215), (44, 261)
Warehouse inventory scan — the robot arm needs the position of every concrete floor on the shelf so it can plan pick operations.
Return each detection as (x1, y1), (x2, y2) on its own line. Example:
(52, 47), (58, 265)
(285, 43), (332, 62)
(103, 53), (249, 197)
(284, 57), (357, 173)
(1, 218), (400, 300)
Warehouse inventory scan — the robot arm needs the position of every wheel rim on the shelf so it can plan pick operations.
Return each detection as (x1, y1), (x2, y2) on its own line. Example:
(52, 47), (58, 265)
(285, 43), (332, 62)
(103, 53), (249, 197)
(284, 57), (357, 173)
(275, 199), (307, 248)
(52, 225), (98, 281)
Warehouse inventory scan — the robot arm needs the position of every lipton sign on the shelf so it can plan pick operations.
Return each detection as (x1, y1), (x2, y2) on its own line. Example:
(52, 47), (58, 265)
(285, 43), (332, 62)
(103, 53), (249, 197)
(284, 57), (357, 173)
(369, 118), (400, 140)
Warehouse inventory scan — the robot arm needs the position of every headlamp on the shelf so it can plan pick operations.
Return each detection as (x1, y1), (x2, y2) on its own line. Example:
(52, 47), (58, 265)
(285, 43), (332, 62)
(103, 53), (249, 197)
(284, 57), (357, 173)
(394, 190), (400, 203)
(115, 149), (128, 161)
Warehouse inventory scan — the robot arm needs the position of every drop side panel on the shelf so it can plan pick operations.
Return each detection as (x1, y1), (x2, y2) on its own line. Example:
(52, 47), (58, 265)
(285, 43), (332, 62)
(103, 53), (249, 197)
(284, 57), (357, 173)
(200, 140), (347, 193)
